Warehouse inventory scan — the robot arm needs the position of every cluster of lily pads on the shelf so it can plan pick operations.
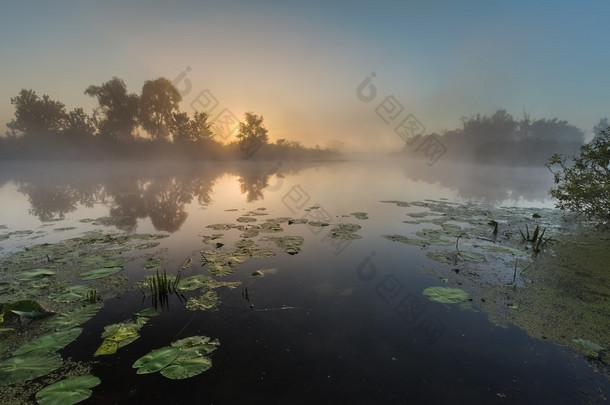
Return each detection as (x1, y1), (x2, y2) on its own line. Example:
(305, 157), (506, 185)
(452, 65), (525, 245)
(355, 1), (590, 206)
(0, 230), (171, 402)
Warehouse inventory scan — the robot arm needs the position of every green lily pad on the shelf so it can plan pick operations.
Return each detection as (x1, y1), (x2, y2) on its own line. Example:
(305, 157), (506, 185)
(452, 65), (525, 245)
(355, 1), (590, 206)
(262, 236), (304, 255)
(80, 266), (123, 280)
(236, 216), (257, 223)
(329, 223), (362, 240)
(15, 268), (56, 281)
(142, 258), (163, 270)
(45, 304), (102, 331)
(573, 338), (605, 356)
(160, 356), (212, 380)
(423, 286), (469, 304)
(133, 346), (181, 374)
(14, 328), (82, 356)
(95, 321), (144, 356)
(186, 291), (219, 311)
(36, 374), (101, 405)
(1, 300), (54, 322)
(351, 212), (369, 220)
(50, 285), (95, 303)
(382, 234), (427, 247)
(0, 350), (63, 385)
(175, 275), (213, 292)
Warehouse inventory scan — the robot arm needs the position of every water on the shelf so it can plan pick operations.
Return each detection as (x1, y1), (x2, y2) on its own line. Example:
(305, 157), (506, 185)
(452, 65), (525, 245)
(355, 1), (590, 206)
(0, 159), (607, 404)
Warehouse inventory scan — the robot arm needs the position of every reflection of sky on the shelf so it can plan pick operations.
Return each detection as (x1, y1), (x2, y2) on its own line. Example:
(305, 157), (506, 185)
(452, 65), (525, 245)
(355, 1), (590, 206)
(1, 1), (609, 152)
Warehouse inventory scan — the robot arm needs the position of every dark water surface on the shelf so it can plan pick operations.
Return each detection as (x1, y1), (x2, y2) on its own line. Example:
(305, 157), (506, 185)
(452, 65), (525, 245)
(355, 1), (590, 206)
(0, 160), (608, 404)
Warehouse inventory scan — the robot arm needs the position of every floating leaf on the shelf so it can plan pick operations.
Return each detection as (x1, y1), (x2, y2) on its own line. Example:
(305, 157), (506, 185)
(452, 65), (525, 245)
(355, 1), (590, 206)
(95, 322), (143, 356)
(133, 346), (181, 374)
(160, 356), (212, 380)
(45, 304), (102, 331)
(15, 268), (56, 281)
(50, 285), (94, 303)
(423, 286), (469, 304)
(176, 275), (213, 292)
(0, 350), (62, 385)
(1, 300), (54, 323)
(80, 266), (122, 280)
(573, 338), (605, 355)
(351, 212), (369, 220)
(14, 328), (82, 356)
(36, 374), (101, 405)
(186, 291), (218, 311)
(262, 236), (304, 255)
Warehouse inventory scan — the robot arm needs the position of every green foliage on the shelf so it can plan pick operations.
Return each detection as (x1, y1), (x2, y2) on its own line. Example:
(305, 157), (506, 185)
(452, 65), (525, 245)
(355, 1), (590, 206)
(423, 286), (469, 304)
(7, 89), (67, 138)
(36, 375), (101, 405)
(546, 126), (610, 223)
(85, 77), (139, 142)
(139, 77), (181, 140)
(132, 336), (219, 379)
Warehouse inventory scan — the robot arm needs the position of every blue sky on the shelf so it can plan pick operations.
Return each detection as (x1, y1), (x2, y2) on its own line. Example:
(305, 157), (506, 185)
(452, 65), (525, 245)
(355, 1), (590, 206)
(1, 0), (609, 152)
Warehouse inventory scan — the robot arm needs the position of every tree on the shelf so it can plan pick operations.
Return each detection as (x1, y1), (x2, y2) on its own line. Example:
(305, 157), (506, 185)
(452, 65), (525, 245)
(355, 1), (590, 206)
(170, 111), (214, 144)
(236, 112), (269, 158)
(546, 126), (610, 223)
(139, 77), (181, 141)
(61, 107), (96, 140)
(7, 89), (67, 138)
(85, 77), (139, 142)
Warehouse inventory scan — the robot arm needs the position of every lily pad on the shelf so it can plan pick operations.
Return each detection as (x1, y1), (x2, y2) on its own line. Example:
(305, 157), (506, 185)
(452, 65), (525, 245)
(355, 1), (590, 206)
(80, 266), (122, 280)
(50, 285), (95, 303)
(329, 223), (362, 240)
(236, 216), (257, 223)
(14, 328), (82, 356)
(36, 374), (101, 405)
(573, 338), (605, 356)
(160, 356), (212, 380)
(15, 268), (56, 281)
(186, 290), (219, 311)
(1, 300), (54, 322)
(423, 286), (469, 304)
(176, 275), (213, 292)
(133, 346), (181, 374)
(0, 350), (62, 385)
(45, 304), (102, 331)
(351, 212), (369, 220)
(382, 234), (427, 247)
(95, 322), (144, 356)
(262, 236), (304, 255)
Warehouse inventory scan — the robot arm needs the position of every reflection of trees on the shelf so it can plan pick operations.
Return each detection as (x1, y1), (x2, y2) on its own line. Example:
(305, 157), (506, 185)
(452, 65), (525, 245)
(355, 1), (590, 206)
(236, 166), (272, 202)
(5, 161), (316, 231)
(401, 160), (555, 205)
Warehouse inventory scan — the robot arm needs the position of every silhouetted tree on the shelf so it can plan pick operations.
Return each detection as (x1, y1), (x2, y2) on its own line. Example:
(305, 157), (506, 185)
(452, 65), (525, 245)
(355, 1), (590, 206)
(61, 107), (96, 141)
(85, 77), (139, 142)
(547, 126), (610, 223)
(170, 111), (214, 144)
(7, 89), (67, 138)
(139, 77), (181, 141)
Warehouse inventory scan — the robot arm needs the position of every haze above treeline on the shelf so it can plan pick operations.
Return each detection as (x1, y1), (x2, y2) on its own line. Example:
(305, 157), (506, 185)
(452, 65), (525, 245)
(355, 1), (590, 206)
(0, 75), (602, 166)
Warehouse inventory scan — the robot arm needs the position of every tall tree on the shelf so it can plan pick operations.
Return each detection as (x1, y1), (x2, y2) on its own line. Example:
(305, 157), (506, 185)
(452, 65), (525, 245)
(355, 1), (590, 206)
(85, 77), (139, 142)
(170, 111), (214, 144)
(61, 107), (96, 140)
(236, 112), (269, 144)
(7, 89), (67, 138)
(139, 77), (181, 141)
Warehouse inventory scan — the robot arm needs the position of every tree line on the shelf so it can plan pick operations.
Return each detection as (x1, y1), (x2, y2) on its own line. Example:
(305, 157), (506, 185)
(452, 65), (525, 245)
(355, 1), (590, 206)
(0, 77), (338, 161)
(398, 108), (594, 166)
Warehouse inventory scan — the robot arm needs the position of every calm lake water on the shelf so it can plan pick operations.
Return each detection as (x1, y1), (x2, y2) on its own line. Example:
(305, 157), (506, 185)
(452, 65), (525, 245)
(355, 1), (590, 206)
(0, 159), (608, 404)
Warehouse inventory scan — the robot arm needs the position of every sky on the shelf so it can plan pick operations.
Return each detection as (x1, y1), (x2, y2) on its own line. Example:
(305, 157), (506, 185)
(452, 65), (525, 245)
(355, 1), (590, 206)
(1, 0), (609, 153)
